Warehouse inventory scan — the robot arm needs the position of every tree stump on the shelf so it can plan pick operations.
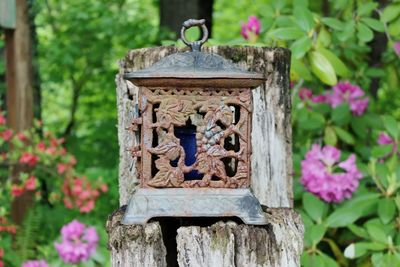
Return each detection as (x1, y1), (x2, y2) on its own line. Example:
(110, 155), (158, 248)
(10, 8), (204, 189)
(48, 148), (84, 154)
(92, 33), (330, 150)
(107, 46), (304, 266)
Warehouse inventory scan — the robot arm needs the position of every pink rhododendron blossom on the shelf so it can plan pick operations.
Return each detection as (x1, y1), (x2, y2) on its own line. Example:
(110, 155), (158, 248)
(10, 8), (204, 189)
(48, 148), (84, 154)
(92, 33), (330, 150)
(298, 87), (327, 104)
(54, 220), (99, 264)
(377, 132), (398, 154)
(299, 88), (313, 100)
(378, 132), (394, 145)
(25, 176), (37, 191)
(0, 114), (5, 125)
(22, 260), (49, 267)
(0, 129), (13, 141)
(394, 42), (400, 57)
(326, 81), (369, 116)
(301, 144), (363, 203)
(62, 177), (105, 213)
(241, 16), (261, 40)
(11, 185), (24, 197)
(19, 153), (39, 167)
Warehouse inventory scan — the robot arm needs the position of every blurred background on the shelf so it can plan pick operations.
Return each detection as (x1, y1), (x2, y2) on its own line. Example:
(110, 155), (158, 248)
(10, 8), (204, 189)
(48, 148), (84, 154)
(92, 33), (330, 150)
(1, 0), (400, 266)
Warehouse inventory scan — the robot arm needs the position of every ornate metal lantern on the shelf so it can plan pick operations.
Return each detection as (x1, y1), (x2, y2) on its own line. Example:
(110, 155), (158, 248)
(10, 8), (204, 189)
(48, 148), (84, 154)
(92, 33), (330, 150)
(122, 19), (267, 225)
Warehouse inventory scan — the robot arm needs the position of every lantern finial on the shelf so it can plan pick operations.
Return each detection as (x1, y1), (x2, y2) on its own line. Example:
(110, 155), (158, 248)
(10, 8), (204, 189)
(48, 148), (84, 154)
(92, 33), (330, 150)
(180, 19), (208, 52)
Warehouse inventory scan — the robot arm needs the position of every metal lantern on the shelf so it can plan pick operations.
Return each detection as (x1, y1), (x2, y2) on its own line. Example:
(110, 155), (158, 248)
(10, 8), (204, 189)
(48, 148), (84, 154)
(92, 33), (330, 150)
(122, 19), (267, 225)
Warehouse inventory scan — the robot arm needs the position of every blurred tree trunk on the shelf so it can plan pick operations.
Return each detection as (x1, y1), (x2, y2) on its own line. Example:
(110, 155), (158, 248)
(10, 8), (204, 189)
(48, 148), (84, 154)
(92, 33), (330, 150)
(159, 0), (214, 38)
(5, 0), (35, 225)
(368, 0), (388, 98)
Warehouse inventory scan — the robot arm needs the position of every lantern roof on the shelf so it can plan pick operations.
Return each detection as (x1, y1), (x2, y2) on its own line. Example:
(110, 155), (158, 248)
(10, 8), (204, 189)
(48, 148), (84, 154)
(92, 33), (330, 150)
(124, 19), (265, 88)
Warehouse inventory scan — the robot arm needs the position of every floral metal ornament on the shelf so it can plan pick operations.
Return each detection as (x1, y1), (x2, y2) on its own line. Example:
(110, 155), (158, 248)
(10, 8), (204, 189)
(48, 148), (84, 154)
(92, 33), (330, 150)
(122, 19), (267, 225)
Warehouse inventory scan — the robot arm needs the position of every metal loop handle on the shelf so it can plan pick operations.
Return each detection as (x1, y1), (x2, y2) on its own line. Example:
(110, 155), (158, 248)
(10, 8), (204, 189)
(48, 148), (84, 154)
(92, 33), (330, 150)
(180, 19), (208, 52)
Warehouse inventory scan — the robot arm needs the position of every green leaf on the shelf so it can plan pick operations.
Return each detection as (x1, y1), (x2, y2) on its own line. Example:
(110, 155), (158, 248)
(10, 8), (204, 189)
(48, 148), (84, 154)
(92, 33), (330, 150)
(337, 21), (356, 42)
(318, 47), (350, 77)
(317, 27), (331, 47)
(348, 224), (369, 239)
(371, 145), (393, 158)
(304, 224), (326, 246)
(382, 115), (398, 139)
(293, 6), (315, 32)
(357, 2), (378, 16)
(326, 194), (379, 227)
(381, 4), (400, 23)
(331, 103), (351, 126)
(321, 17), (344, 30)
(366, 224), (388, 243)
(324, 126), (337, 146)
(334, 126), (355, 145)
(344, 242), (384, 259)
(357, 22), (374, 42)
(320, 253), (340, 267)
(290, 36), (312, 59)
(303, 192), (327, 222)
(268, 27), (305, 40)
(309, 51), (337, 85)
(301, 253), (325, 267)
(378, 198), (396, 224)
(291, 58), (312, 80)
(361, 18), (385, 32)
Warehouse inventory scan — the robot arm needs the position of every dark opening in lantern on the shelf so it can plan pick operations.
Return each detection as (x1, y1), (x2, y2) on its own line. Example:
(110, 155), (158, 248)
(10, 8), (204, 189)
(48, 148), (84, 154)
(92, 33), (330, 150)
(122, 19), (267, 225)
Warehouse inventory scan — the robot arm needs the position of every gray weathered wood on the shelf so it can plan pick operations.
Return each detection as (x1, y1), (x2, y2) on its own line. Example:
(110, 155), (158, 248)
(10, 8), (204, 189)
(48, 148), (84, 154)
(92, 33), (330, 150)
(107, 208), (167, 267)
(176, 208), (303, 267)
(117, 46), (292, 208)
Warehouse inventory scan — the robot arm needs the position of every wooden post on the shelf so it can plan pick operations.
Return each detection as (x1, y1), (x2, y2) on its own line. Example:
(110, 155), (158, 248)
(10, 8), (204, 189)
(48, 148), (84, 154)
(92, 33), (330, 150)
(107, 46), (304, 266)
(4, 0), (34, 224)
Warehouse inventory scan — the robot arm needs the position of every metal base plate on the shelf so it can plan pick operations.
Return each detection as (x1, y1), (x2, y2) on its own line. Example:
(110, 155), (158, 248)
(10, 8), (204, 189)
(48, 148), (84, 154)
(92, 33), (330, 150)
(122, 188), (267, 225)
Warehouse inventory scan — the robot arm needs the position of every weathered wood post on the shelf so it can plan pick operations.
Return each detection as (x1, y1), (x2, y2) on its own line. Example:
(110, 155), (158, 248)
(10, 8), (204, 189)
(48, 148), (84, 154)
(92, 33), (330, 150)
(107, 20), (303, 267)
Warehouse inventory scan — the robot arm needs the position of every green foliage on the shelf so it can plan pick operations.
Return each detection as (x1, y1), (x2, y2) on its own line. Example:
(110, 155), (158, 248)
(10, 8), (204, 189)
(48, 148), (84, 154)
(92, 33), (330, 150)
(15, 208), (42, 265)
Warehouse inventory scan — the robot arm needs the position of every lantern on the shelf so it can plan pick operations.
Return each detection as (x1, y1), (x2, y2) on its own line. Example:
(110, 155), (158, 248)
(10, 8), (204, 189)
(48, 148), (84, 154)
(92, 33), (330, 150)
(122, 19), (267, 225)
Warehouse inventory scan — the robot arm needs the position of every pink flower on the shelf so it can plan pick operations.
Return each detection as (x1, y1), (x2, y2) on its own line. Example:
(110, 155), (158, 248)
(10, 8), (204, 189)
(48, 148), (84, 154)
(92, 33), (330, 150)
(0, 129), (13, 141)
(377, 132), (398, 154)
(11, 185), (24, 197)
(36, 142), (46, 152)
(241, 15), (261, 40)
(378, 132), (394, 145)
(22, 260), (49, 267)
(54, 220), (99, 264)
(19, 153), (39, 167)
(62, 177), (104, 213)
(17, 132), (27, 142)
(299, 88), (313, 100)
(312, 95), (327, 103)
(394, 42), (400, 57)
(326, 81), (369, 116)
(57, 163), (68, 174)
(301, 144), (363, 203)
(0, 114), (5, 125)
(24, 176), (37, 191)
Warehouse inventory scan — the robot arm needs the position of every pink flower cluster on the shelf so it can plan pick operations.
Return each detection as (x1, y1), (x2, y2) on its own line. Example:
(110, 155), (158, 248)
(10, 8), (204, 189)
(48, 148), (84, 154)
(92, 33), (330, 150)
(11, 175), (38, 197)
(62, 177), (108, 213)
(21, 260), (49, 267)
(301, 144), (363, 203)
(298, 82), (369, 116)
(241, 16), (261, 40)
(394, 42), (400, 57)
(378, 132), (398, 154)
(54, 220), (98, 264)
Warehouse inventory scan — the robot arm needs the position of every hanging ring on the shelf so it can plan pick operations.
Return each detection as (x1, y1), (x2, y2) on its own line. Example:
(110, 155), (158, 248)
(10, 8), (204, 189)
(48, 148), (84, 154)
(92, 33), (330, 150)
(180, 19), (208, 52)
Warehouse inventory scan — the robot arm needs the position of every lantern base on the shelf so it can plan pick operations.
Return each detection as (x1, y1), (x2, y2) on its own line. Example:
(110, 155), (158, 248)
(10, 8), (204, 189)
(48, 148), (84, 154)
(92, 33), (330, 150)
(122, 188), (267, 225)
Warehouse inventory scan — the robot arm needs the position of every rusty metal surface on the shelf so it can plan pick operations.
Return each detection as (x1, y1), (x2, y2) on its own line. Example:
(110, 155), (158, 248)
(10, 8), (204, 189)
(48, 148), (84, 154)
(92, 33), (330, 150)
(123, 19), (264, 88)
(122, 188), (267, 225)
(129, 87), (252, 189)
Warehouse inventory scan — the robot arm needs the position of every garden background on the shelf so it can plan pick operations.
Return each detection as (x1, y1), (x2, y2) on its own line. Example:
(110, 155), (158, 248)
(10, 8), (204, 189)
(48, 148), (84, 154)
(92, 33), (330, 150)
(0, 0), (399, 266)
